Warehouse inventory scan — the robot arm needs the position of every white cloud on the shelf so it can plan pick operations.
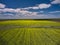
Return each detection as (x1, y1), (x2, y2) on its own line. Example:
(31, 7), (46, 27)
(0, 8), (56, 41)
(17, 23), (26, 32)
(0, 3), (6, 8)
(0, 8), (38, 16)
(49, 11), (60, 13)
(31, 7), (39, 9)
(51, 0), (60, 4)
(22, 4), (51, 9)
(0, 8), (15, 12)
(38, 4), (51, 9)
(23, 7), (39, 9)
(15, 9), (38, 16)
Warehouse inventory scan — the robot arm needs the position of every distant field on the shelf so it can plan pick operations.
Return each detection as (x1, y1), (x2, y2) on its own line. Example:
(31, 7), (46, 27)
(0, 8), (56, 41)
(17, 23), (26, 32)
(0, 20), (60, 45)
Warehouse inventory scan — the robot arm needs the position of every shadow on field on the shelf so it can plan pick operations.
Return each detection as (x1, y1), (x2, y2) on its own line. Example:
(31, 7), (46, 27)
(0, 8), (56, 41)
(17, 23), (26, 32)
(0, 36), (8, 45)
(56, 41), (60, 45)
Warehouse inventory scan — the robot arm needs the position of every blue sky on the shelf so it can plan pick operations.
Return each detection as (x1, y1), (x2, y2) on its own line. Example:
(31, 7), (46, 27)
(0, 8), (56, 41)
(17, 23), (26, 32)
(0, 0), (60, 19)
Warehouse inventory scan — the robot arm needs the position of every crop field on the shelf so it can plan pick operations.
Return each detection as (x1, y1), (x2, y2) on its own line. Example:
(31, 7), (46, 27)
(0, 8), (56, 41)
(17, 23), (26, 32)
(0, 20), (60, 45)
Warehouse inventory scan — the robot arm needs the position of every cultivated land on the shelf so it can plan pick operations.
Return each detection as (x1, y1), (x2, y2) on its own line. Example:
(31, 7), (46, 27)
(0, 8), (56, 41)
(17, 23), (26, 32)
(0, 19), (60, 45)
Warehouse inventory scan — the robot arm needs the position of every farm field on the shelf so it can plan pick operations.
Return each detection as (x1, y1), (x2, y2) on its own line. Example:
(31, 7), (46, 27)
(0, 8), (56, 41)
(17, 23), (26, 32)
(0, 20), (60, 45)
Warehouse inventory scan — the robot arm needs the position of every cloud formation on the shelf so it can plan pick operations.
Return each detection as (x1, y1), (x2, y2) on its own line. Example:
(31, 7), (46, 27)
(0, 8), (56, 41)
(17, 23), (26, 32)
(0, 3), (50, 17)
(0, 3), (6, 8)
(22, 4), (51, 9)
(51, 0), (60, 4)
(0, 8), (59, 19)
(0, 3), (59, 19)
(0, 8), (39, 17)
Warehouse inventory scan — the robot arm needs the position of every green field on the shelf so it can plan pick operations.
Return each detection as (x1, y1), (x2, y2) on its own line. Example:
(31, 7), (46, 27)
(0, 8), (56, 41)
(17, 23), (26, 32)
(0, 20), (60, 45)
